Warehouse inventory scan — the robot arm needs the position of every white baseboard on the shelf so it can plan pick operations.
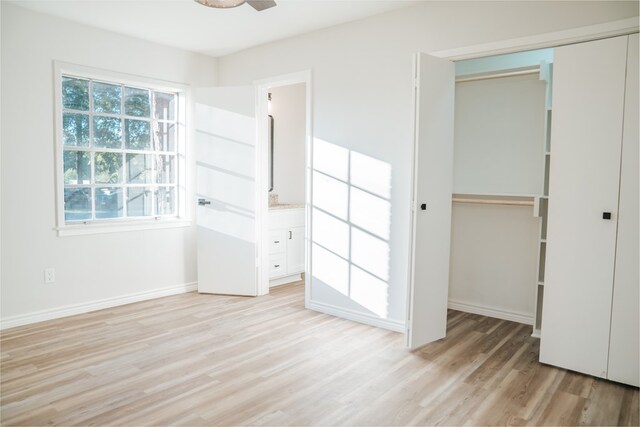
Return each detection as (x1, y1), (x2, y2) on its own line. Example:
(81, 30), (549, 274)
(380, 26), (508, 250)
(0, 282), (198, 330)
(448, 299), (534, 325)
(306, 299), (405, 332)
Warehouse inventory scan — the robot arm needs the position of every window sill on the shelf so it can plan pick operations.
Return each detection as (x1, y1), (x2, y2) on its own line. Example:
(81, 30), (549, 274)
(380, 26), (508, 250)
(56, 218), (193, 237)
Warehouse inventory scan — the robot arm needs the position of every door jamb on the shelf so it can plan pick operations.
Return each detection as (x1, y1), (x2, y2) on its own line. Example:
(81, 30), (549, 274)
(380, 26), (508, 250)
(254, 71), (313, 303)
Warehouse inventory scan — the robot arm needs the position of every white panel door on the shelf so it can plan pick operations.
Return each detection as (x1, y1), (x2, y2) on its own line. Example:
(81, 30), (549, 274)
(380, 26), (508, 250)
(286, 226), (305, 274)
(608, 33), (639, 387)
(407, 53), (455, 349)
(195, 87), (258, 296)
(540, 37), (628, 378)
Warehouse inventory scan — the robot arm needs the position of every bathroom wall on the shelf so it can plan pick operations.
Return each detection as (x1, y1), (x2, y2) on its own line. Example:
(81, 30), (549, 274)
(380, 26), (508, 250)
(269, 83), (306, 205)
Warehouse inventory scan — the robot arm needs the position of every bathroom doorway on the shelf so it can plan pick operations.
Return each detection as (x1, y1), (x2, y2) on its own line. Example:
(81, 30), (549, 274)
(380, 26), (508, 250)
(255, 71), (312, 304)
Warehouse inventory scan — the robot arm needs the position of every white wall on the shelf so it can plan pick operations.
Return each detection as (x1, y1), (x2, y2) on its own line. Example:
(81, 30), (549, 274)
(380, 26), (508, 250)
(270, 83), (305, 205)
(0, 4), (217, 326)
(449, 204), (540, 322)
(216, 1), (638, 328)
(454, 74), (547, 195)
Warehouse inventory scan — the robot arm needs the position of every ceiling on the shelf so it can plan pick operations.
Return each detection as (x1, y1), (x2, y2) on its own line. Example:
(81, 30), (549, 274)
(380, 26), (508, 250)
(14, 0), (415, 57)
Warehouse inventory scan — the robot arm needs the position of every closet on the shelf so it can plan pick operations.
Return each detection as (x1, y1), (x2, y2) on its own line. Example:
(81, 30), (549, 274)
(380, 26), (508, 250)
(409, 35), (638, 386)
(449, 50), (553, 329)
(539, 34), (639, 387)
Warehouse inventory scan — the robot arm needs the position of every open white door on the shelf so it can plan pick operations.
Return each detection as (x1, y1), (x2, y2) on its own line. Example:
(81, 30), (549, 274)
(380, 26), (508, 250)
(406, 53), (455, 349)
(195, 87), (258, 296)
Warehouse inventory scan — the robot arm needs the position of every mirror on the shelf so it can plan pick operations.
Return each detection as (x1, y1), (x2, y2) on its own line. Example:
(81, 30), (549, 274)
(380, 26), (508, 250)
(268, 114), (274, 192)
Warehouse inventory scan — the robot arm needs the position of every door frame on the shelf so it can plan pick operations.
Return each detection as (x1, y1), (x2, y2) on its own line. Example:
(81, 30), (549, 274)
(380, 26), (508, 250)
(254, 70), (313, 302)
(405, 17), (639, 348)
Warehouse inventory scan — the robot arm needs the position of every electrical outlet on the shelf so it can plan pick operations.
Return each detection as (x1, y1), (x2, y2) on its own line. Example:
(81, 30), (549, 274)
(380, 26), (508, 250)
(44, 268), (56, 284)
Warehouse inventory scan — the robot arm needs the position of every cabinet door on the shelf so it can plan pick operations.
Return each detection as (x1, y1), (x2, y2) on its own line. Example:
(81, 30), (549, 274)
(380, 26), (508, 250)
(540, 36), (628, 378)
(269, 253), (287, 278)
(608, 33), (639, 387)
(269, 229), (286, 254)
(286, 226), (305, 274)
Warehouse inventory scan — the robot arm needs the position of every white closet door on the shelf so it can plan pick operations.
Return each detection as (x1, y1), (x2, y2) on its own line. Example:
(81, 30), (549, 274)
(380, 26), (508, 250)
(608, 33), (639, 387)
(539, 36), (628, 378)
(195, 87), (258, 296)
(406, 53), (455, 349)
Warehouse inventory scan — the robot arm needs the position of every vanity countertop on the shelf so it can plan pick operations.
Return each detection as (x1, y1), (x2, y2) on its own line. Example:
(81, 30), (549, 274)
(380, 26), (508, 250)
(269, 204), (305, 210)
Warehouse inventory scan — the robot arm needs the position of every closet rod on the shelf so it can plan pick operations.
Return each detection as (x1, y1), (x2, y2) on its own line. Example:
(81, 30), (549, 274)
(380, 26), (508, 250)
(452, 198), (534, 207)
(456, 68), (540, 83)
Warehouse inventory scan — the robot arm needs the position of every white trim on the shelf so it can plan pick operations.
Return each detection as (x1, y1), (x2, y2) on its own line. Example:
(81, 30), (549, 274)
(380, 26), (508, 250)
(433, 17), (639, 61)
(254, 70), (313, 302)
(56, 219), (192, 237)
(405, 53), (421, 346)
(0, 282), (197, 330)
(53, 61), (192, 235)
(448, 299), (534, 326)
(307, 299), (405, 332)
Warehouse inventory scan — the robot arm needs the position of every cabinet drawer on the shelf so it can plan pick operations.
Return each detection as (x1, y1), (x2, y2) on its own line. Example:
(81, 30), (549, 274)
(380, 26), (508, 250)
(269, 254), (287, 278)
(269, 230), (286, 254)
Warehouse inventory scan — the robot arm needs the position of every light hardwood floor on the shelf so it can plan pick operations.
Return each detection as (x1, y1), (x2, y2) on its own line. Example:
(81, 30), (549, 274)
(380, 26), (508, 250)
(1, 283), (638, 426)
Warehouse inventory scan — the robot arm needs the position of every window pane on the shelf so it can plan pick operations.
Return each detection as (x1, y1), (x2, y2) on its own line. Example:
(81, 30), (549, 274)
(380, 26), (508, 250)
(127, 187), (152, 217)
(156, 155), (176, 184)
(95, 187), (123, 219)
(124, 87), (150, 117)
(63, 150), (91, 184)
(95, 152), (122, 184)
(126, 153), (152, 184)
(155, 187), (175, 215)
(93, 116), (122, 148)
(153, 122), (176, 151)
(62, 77), (89, 111)
(63, 113), (89, 147)
(64, 188), (92, 221)
(154, 92), (176, 121)
(93, 82), (121, 114)
(125, 119), (151, 150)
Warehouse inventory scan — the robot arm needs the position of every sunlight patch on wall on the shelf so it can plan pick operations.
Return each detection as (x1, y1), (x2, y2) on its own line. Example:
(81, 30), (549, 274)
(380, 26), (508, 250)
(310, 138), (392, 319)
(312, 243), (350, 296)
(312, 207), (350, 259)
(313, 137), (349, 181)
(312, 171), (348, 220)
(350, 227), (390, 281)
(349, 187), (391, 241)
(350, 264), (389, 318)
(350, 151), (392, 200)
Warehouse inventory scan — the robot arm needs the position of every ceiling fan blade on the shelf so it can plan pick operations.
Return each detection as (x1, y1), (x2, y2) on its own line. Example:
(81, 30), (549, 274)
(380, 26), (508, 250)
(246, 0), (276, 11)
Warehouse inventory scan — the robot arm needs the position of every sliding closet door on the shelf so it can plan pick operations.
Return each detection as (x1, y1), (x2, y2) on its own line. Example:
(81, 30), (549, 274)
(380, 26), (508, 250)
(539, 37), (628, 378)
(406, 53), (455, 349)
(608, 33), (639, 387)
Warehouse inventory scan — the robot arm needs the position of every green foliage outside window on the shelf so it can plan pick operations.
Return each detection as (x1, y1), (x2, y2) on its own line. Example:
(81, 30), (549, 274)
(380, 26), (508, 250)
(61, 75), (178, 222)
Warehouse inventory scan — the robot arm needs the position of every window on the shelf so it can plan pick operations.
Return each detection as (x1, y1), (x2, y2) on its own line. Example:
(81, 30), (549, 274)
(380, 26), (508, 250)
(55, 65), (188, 235)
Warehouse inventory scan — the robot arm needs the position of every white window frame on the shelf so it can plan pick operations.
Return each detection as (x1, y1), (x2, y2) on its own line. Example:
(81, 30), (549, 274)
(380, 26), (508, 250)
(53, 62), (191, 237)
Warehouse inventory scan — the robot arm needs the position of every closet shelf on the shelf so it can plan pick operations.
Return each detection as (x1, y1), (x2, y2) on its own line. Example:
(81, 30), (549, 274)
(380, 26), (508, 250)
(452, 193), (536, 207)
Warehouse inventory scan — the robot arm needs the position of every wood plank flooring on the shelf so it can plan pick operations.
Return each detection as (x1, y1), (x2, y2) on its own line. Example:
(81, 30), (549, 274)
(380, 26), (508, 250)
(1, 283), (638, 426)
